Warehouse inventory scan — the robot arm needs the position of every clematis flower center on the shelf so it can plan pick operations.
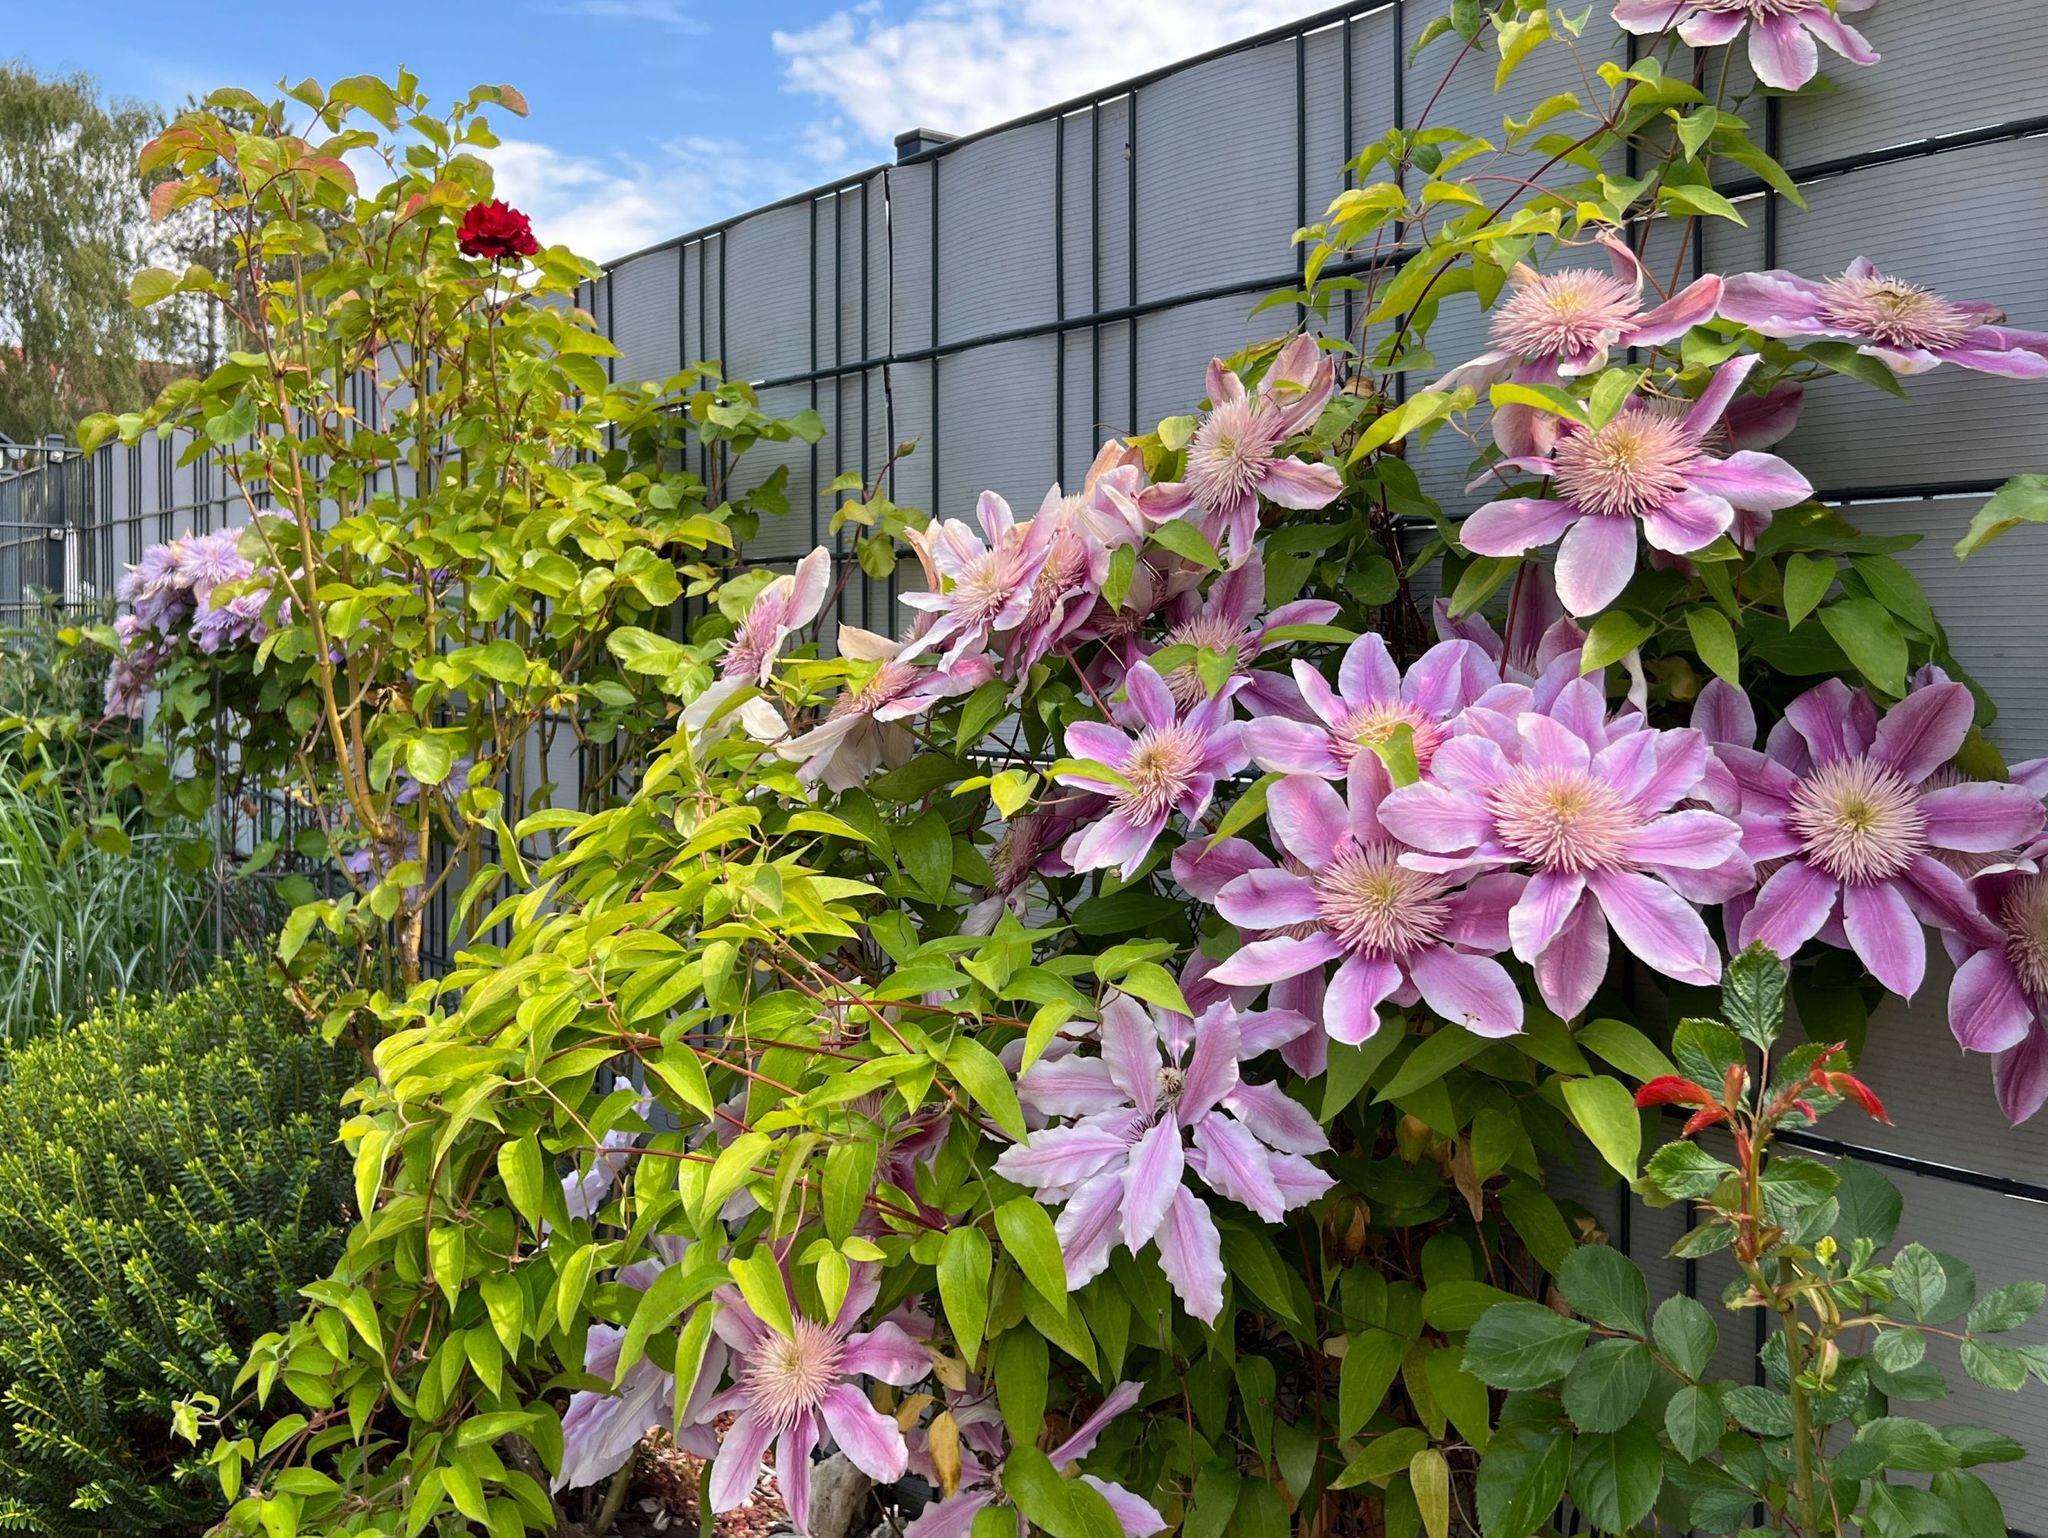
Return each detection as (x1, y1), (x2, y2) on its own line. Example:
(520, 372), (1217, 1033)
(1817, 270), (1977, 351)
(1185, 397), (1283, 512)
(1550, 410), (1701, 520)
(2001, 874), (2048, 1003)
(1312, 840), (1451, 957)
(1786, 756), (1927, 883)
(1025, 526), (1092, 626)
(950, 549), (1014, 628)
(1489, 765), (1644, 873)
(1491, 268), (1638, 359)
(1117, 724), (1206, 820)
(741, 1318), (844, 1430)
(1156, 1063), (1187, 1110)
(1338, 701), (1445, 772)
(833, 660), (922, 719)
(722, 592), (789, 681)
(1693, 0), (1824, 15)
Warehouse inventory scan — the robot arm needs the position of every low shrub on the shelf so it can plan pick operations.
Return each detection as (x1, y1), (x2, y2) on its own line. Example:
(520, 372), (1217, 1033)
(0, 954), (356, 1536)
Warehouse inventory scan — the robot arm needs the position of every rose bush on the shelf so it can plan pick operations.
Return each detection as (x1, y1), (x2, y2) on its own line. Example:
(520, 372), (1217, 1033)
(95, 8), (2048, 1538)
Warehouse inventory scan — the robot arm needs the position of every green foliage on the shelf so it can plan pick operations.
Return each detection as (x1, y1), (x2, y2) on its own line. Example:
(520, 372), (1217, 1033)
(1471, 949), (2048, 1537)
(0, 953), (355, 1536)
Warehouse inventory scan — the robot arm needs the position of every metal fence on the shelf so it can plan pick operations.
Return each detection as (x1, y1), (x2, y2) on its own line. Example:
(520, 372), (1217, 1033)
(6, 0), (2048, 1525)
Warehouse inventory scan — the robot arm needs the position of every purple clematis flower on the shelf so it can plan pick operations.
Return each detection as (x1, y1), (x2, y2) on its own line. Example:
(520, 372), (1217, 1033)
(902, 1379), (1165, 1538)
(996, 998), (1332, 1322)
(557, 1236), (724, 1491)
(1721, 678), (2044, 999)
(704, 1262), (931, 1532)
(780, 626), (995, 791)
(723, 547), (833, 685)
(1004, 442), (1151, 680)
(1461, 355), (1813, 615)
(1207, 757), (1527, 1042)
(902, 491), (1056, 667)
(1720, 258), (2048, 380)
(1945, 775), (2048, 1124)
(1138, 335), (1343, 567)
(1378, 677), (1746, 1018)
(1613, 0), (1878, 92)
(1054, 660), (1249, 879)
(1437, 234), (1723, 458)
(1138, 561), (1340, 716)
(1245, 632), (1509, 779)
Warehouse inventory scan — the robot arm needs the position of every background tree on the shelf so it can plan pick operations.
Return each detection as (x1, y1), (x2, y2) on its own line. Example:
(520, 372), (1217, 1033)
(0, 62), (187, 441)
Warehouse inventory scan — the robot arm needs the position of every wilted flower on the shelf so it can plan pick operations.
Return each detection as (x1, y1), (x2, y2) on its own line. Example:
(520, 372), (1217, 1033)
(1461, 355), (1812, 614)
(1433, 562), (1586, 692)
(704, 1263), (930, 1531)
(1139, 335), (1342, 566)
(1208, 758), (1525, 1041)
(1437, 234), (1723, 456)
(1245, 633), (1505, 779)
(1054, 660), (1248, 878)
(1379, 678), (1746, 1017)
(1724, 678), (2044, 999)
(996, 998), (1332, 1322)
(1721, 258), (2048, 380)
(779, 627), (995, 791)
(902, 1380), (1165, 1538)
(1612, 0), (1878, 92)
(901, 490), (1056, 667)
(723, 547), (832, 685)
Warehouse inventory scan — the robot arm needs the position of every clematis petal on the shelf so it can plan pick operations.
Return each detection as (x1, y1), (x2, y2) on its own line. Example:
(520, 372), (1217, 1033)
(1377, 782), (1495, 852)
(1208, 930), (1344, 986)
(1408, 946), (1524, 1038)
(1245, 716), (1341, 775)
(1049, 1381), (1148, 1466)
(1269, 774), (1354, 870)
(837, 1321), (931, 1384)
(1221, 1081), (1330, 1154)
(821, 1383), (911, 1483)
(1100, 996), (1161, 1114)
(1192, 1113), (1286, 1221)
(1870, 680), (1974, 782)
(1056, 1172), (1127, 1288)
(1339, 632), (1403, 706)
(1510, 871), (1586, 962)
(1641, 490), (1735, 554)
(1689, 451), (1812, 513)
(1921, 781), (2047, 854)
(1260, 455), (1346, 510)
(993, 1123), (1132, 1191)
(1589, 870), (1719, 986)
(1950, 948), (2036, 1054)
(1325, 952), (1403, 1044)
(1843, 879), (1926, 999)
(1082, 1478), (1170, 1538)
(709, 1410), (777, 1513)
(1154, 1186), (1227, 1323)
(1739, 859), (1838, 957)
(1460, 498), (1579, 557)
(1177, 1008), (1242, 1120)
(1533, 897), (1609, 1020)
(1627, 810), (1743, 869)
(1552, 513), (1638, 615)
(1624, 272), (1723, 347)
(1749, 10), (1821, 88)
(1120, 1120), (1185, 1250)
(1996, 1026), (2048, 1125)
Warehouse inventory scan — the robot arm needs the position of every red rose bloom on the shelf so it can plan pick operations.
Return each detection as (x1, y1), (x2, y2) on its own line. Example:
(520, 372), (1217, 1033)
(457, 200), (540, 262)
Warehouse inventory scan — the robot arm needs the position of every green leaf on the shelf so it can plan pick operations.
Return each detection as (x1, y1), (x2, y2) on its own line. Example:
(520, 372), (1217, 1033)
(992, 1327), (1048, 1444)
(1558, 1244), (1649, 1336)
(1566, 1422), (1663, 1532)
(1643, 1140), (1734, 1201)
(1831, 1157), (1902, 1247)
(1801, 338), (1907, 398)
(1722, 1385), (1795, 1438)
(1783, 552), (1835, 627)
(945, 1037), (1028, 1142)
(1721, 942), (1787, 1050)
(728, 1248), (795, 1340)
(1652, 1294), (1718, 1380)
(995, 1197), (1068, 1313)
(1575, 1018), (1676, 1083)
(1412, 1447), (1451, 1538)
(1562, 1339), (1652, 1433)
(1111, 960), (1193, 1018)
(1841, 1416), (1961, 1475)
(1892, 1242), (1948, 1322)
(938, 1225), (993, 1361)
(1967, 1280), (2044, 1335)
(1580, 611), (1653, 674)
(1665, 1384), (1723, 1463)
(616, 1260), (724, 1387)
(1448, 554), (1518, 618)
(1686, 607), (1740, 686)
(1420, 1280), (1519, 1333)
(1332, 1426), (1430, 1490)
(498, 1139), (546, 1225)
(897, 809), (954, 902)
(823, 1139), (878, 1244)
(1339, 1328), (1408, 1437)
(1148, 518), (1224, 571)
(1957, 474), (2048, 559)
(1820, 595), (1908, 695)
(1377, 1026), (1488, 1101)
(1931, 1470), (2009, 1538)
(1476, 1421), (1570, 1538)
(129, 267), (180, 307)
(1659, 183), (1745, 224)
(1462, 1302), (1589, 1390)
(1561, 1076), (1642, 1179)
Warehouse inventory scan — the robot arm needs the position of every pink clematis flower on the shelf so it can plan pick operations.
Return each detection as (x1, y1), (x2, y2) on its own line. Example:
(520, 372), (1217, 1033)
(1138, 561), (1340, 716)
(704, 1263), (931, 1532)
(1245, 632), (1508, 779)
(1378, 677), (1747, 1018)
(779, 626), (995, 791)
(1722, 678), (2044, 999)
(1207, 757), (1527, 1042)
(1461, 355), (1813, 615)
(1613, 0), (1878, 92)
(996, 998), (1333, 1323)
(1721, 258), (2048, 380)
(901, 490), (1056, 667)
(1436, 234), (1723, 457)
(722, 547), (833, 685)
(902, 1379), (1165, 1538)
(1138, 335), (1343, 567)
(1945, 772), (2048, 1123)
(1054, 660), (1249, 879)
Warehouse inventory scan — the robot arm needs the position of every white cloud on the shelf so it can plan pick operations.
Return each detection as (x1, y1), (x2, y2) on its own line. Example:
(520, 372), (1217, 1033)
(541, 0), (707, 31)
(485, 135), (828, 262)
(773, 0), (1326, 147)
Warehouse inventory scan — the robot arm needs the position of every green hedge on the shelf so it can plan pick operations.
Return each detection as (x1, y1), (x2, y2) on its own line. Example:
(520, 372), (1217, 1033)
(0, 955), (356, 1535)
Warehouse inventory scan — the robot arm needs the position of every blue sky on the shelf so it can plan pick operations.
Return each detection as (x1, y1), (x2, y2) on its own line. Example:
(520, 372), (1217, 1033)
(12, 0), (1325, 261)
